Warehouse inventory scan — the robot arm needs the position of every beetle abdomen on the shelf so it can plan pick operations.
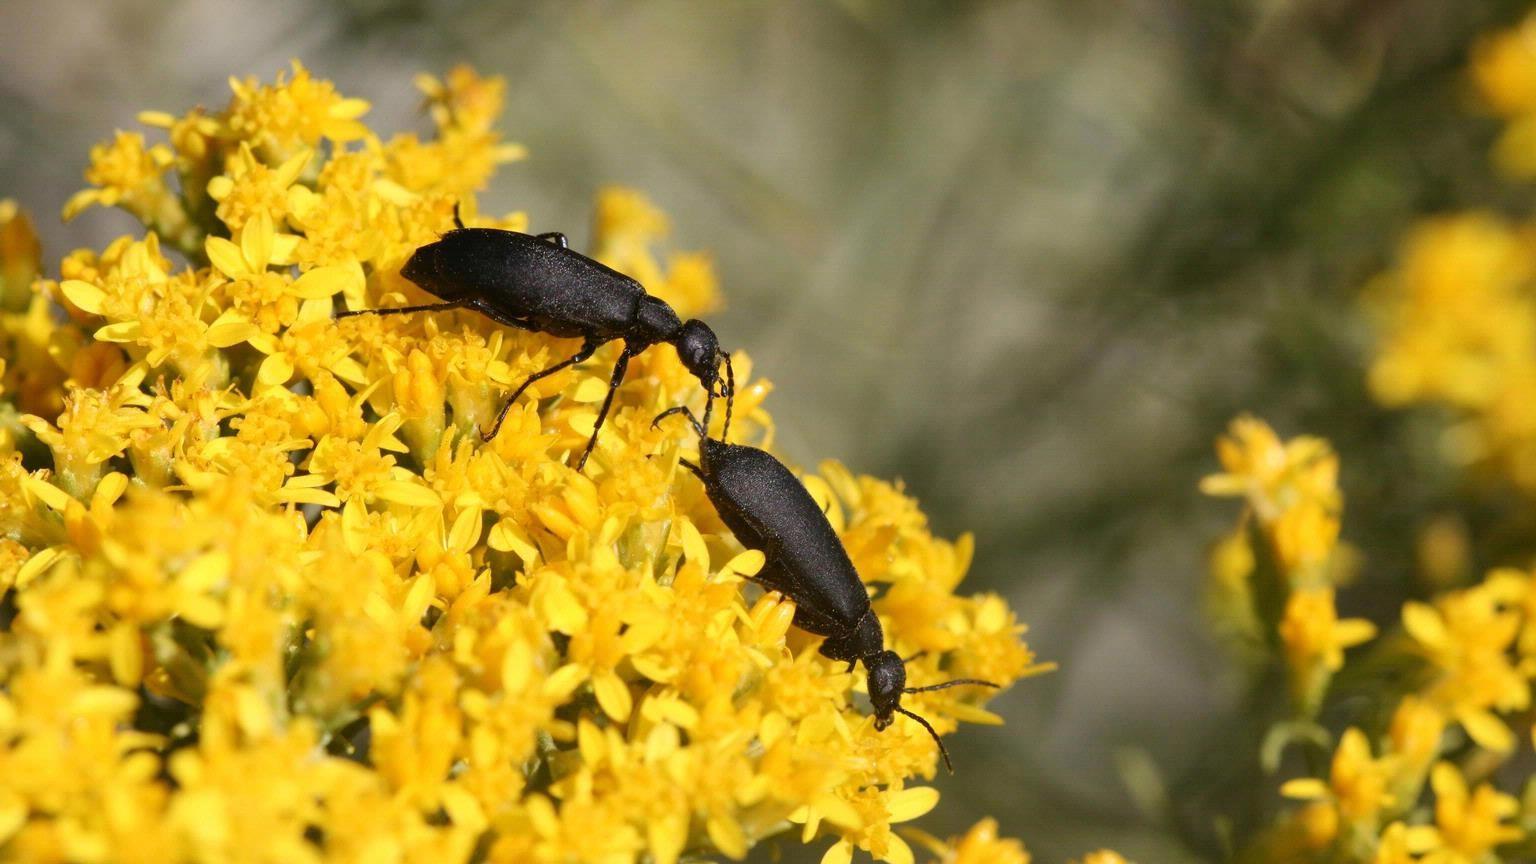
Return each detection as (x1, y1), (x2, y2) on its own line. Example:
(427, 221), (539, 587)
(405, 229), (644, 337)
(701, 441), (870, 627)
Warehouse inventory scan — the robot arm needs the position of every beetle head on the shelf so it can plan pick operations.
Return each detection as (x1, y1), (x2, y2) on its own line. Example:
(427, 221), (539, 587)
(675, 319), (721, 389)
(869, 656), (1002, 773)
(866, 650), (907, 730)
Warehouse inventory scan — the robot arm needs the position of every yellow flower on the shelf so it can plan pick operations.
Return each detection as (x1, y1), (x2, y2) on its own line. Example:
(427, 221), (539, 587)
(1201, 414), (1342, 581)
(1374, 821), (1441, 864)
(908, 817), (1031, 864)
(1402, 578), (1528, 753)
(1385, 696), (1446, 806)
(1277, 588), (1376, 714)
(206, 143), (311, 232)
(1471, 12), (1536, 177)
(0, 63), (1039, 863)
(0, 198), (40, 313)
(1365, 214), (1536, 491)
(1424, 763), (1522, 863)
(61, 130), (196, 250)
(1280, 728), (1394, 834)
(226, 60), (370, 163)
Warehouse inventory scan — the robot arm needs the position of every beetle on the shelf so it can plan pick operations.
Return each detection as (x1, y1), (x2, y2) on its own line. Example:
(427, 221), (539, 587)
(336, 209), (726, 472)
(652, 363), (998, 771)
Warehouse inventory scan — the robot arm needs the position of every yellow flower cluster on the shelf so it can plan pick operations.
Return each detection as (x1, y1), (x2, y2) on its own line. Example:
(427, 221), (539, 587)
(1364, 11), (1536, 495)
(1202, 416), (1372, 714)
(1364, 213), (1536, 491)
(1472, 12), (1536, 179)
(1204, 418), (1532, 863)
(0, 64), (1046, 863)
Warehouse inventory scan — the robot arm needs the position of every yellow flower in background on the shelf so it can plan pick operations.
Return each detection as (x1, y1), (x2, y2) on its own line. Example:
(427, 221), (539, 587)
(1373, 822), (1441, 864)
(908, 817), (1032, 864)
(0, 64), (1039, 863)
(1472, 10), (1536, 178)
(1204, 416), (1364, 717)
(1402, 577), (1528, 753)
(1073, 852), (1133, 864)
(1424, 763), (1522, 863)
(1365, 214), (1536, 491)
(1278, 589), (1376, 715)
(1280, 728), (1394, 836)
(1201, 415), (1342, 583)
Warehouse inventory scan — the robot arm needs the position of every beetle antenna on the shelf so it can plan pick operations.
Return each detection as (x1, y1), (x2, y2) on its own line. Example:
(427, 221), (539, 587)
(452, 202), (465, 230)
(721, 351), (736, 441)
(904, 678), (1001, 694)
(895, 706), (953, 773)
(700, 357), (717, 439)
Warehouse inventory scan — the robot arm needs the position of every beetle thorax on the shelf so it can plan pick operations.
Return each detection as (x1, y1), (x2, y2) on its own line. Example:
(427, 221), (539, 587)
(631, 295), (683, 347)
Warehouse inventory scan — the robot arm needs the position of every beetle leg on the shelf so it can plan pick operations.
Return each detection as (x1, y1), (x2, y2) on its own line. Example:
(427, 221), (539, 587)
(334, 299), (467, 320)
(651, 406), (704, 438)
(534, 232), (569, 249)
(677, 457), (705, 482)
(573, 346), (636, 471)
(481, 338), (599, 442)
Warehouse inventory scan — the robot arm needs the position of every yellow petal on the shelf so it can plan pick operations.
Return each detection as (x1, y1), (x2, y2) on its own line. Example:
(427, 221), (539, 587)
(60, 279), (106, 314)
(273, 149), (313, 187)
(1279, 778), (1330, 800)
(813, 794), (864, 830)
(820, 840), (853, 864)
(270, 232), (300, 266)
(289, 262), (362, 300)
(94, 321), (143, 343)
(535, 575), (588, 634)
(543, 663), (588, 700)
(205, 311), (258, 348)
(23, 477), (73, 511)
(593, 670), (633, 722)
(488, 520), (538, 567)
(179, 550), (230, 593)
(1402, 602), (1446, 648)
(1459, 709), (1515, 752)
(256, 352), (294, 387)
(16, 547), (65, 587)
(884, 835), (915, 864)
(705, 814), (747, 860)
(374, 480), (443, 508)
(331, 98), (371, 120)
(679, 519), (709, 571)
(448, 507), (483, 553)
(206, 235), (247, 278)
(720, 549), (765, 581)
(648, 810), (689, 864)
(242, 210), (274, 270)
(206, 175), (234, 202)
(1333, 618), (1377, 649)
(885, 786), (940, 823)
(440, 785), (487, 834)
(0, 791), (24, 845)
(572, 377), (610, 402)
(71, 686), (138, 716)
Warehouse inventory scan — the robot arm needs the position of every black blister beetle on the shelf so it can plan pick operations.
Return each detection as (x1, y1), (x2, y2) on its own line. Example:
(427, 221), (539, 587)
(337, 209), (725, 471)
(653, 366), (999, 771)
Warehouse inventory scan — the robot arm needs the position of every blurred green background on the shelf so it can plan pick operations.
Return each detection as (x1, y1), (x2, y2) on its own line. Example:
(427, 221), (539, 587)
(1, 1), (1530, 860)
